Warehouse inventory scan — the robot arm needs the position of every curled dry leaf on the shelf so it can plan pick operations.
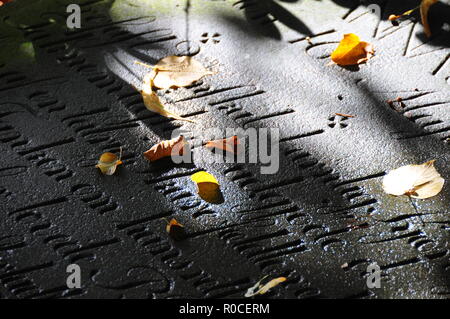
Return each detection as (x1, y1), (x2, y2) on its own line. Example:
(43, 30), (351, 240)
(331, 33), (374, 66)
(388, 8), (416, 22)
(420, 0), (439, 37)
(245, 276), (287, 297)
(165, 218), (186, 241)
(388, 14), (402, 21)
(143, 135), (187, 162)
(382, 160), (445, 199)
(335, 113), (356, 118)
(150, 55), (214, 89)
(191, 171), (222, 203)
(205, 135), (240, 154)
(140, 78), (193, 122)
(96, 150), (122, 175)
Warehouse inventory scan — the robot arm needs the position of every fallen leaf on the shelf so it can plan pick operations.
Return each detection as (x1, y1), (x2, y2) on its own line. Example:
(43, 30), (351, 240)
(165, 218), (186, 241)
(191, 171), (219, 185)
(144, 135), (187, 162)
(191, 171), (222, 203)
(420, 0), (439, 37)
(140, 81), (194, 122)
(335, 113), (356, 118)
(244, 275), (268, 298)
(331, 34), (374, 66)
(96, 150), (122, 175)
(388, 7), (417, 22)
(0, 0), (13, 6)
(205, 135), (240, 154)
(245, 276), (286, 297)
(150, 55), (214, 89)
(388, 14), (402, 21)
(382, 160), (445, 199)
(257, 277), (287, 295)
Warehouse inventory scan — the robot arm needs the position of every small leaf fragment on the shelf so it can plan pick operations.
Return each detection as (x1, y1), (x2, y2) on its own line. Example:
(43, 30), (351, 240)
(245, 276), (286, 297)
(420, 0), (438, 37)
(96, 151), (123, 175)
(331, 33), (374, 66)
(244, 275), (268, 298)
(144, 135), (187, 162)
(388, 8), (417, 22)
(150, 55), (214, 89)
(191, 171), (222, 203)
(382, 160), (445, 199)
(388, 14), (402, 21)
(165, 218), (186, 241)
(0, 0), (14, 6)
(205, 135), (240, 154)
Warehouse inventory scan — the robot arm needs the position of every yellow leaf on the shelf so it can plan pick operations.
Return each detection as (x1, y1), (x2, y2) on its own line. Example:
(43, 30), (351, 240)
(191, 171), (222, 203)
(257, 277), (287, 295)
(96, 151), (122, 175)
(245, 276), (286, 297)
(140, 81), (194, 123)
(191, 171), (219, 184)
(420, 0), (438, 37)
(150, 55), (214, 89)
(330, 33), (374, 66)
(382, 160), (445, 199)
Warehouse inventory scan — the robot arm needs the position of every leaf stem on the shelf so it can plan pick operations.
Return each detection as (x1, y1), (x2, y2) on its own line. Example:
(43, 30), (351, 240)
(134, 60), (155, 69)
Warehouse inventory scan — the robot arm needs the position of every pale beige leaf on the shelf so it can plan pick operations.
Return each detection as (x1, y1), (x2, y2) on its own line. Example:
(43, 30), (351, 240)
(245, 276), (286, 297)
(151, 55), (214, 89)
(244, 276), (268, 298)
(141, 87), (194, 123)
(257, 277), (286, 295)
(382, 160), (445, 199)
(96, 152), (122, 175)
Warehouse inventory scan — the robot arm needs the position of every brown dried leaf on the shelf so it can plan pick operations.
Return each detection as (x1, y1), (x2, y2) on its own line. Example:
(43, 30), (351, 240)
(0, 0), (13, 6)
(143, 135), (187, 162)
(420, 0), (439, 37)
(205, 135), (240, 154)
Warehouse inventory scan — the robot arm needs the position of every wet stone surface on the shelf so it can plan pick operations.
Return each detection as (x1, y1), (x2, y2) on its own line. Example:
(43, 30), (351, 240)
(0, 0), (449, 298)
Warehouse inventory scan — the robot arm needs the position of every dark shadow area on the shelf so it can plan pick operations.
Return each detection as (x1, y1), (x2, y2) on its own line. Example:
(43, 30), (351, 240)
(227, 0), (450, 48)
(231, 0), (311, 40)
(415, 0), (450, 46)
